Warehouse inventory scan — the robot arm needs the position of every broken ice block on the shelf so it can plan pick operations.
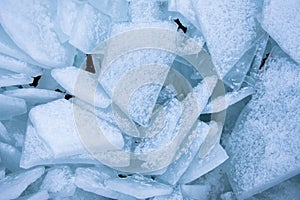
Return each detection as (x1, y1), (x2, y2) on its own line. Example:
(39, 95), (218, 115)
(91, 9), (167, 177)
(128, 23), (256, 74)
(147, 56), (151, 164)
(40, 166), (76, 198)
(69, 3), (111, 53)
(0, 0), (75, 68)
(88, 0), (129, 22)
(0, 53), (42, 76)
(0, 167), (45, 200)
(153, 187), (184, 200)
(17, 190), (49, 200)
(105, 175), (173, 199)
(158, 121), (210, 185)
(3, 88), (64, 105)
(0, 142), (21, 172)
(179, 144), (228, 184)
(191, 0), (261, 78)
(0, 70), (33, 88)
(227, 46), (300, 199)
(181, 184), (211, 200)
(0, 94), (27, 120)
(75, 167), (135, 199)
(261, 0), (300, 64)
(202, 87), (255, 114)
(0, 122), (11, 144)
(51, 66), (111, 108)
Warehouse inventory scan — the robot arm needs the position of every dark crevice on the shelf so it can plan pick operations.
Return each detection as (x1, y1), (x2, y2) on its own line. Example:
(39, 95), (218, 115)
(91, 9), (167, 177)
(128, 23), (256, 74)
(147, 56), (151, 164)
(29, 75), (41, 87)
(259, 53), (270, 70)
(85, 54), (96, 73)
(174, 18), (187, 33)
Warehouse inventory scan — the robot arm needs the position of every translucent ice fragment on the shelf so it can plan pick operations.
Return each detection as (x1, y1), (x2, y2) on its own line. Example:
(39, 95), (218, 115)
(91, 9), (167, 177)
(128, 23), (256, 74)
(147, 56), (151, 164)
(0, 167), (45, 200)
(153, 186), (183, 200)
(18, 190), (49, 200)
(0, 94), (27, 120)
(0, 0), (75, 68)
(227, 46), (300, 200)
(158, 121), (210, 185)
(0, 53), (42, 76)
(181, 184), (211, 200)
(0, 70), (33, 88)
(0, 122), (11, 144)
(88, 0), (129, 22)
(0, 142), (21, 172)
(75, 167), (134, 199)
(261, 0), (300, 63)
(191, 0), (261, 78)
(51, 66), (111, 108)
(69, 3), (111, 53)
(105, 175), (173, 199)
(0, 167), (5, 180)
(202, 87), (255, 114)
(179, 144), (228, 184)
(40, 166), (76, 198)
(3, 88), (64, 105)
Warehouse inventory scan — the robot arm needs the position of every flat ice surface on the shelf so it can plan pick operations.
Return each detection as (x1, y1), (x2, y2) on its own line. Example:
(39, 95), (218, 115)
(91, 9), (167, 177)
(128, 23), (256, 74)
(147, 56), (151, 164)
(18, 190), (49, 200)
(191, 0), (261, 78)
(3, 88), (64, 105)
(40, 166), (76, 198)
(153, 187), (183, 200)
(69, 3), (111, 53)
(0, 70), (33, 88)
(261, 0), (300, 64)
(227, 46), (300, 199)
(0, 167), (45, 200)
(105, 174), (173, 199)
(0, 53), (42, 76)
(0, 94), (27, 120)
(181, 184), (211, 200)
(51, 66), (111, 108)
(0, 142), (21, 172)
(0, 0), (75, 68)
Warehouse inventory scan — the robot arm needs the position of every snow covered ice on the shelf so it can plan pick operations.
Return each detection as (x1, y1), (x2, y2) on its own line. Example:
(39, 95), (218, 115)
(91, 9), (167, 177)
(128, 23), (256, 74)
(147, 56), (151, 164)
(0, 0), (299, 199)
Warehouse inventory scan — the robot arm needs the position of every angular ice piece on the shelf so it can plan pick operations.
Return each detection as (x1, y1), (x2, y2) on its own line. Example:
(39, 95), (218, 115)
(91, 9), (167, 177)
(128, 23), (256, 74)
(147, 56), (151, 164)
(75, 167), (135, 199)
(261, 0), (300, 64)
(0, 70), (33, 88)
(29, 99), (86, 157)
(0, 167), (45, 200)
(191, 0), (261, 78)
(179, 144), (228, 184)
(153, 187), (183, 200)
(0, 142), (21, 172)
(0, 25), (38, 65)
(3, 88), (64, 105)
(0, 167), (5, 180)
(0, 0), (75, 68)
(51, 66), (111, 108)
(88, 0), (129, 22)
(0, 53), (42, 76)
(56, 0), (80, 39)
(40, 166), (76, 198)
(37, 70), (60, 90)
(202, 87), (255, 114)
(0, 94), (27, 120)
(69, 3), (111, 53)
(18, 190), (49, 200)
(158, 121), (210, 185)
(0, 122), (11, 144)
(181, 184), (211, 200)
(227, 46), (300, 200)
(105, 175), (173, 199)
(20, 124), (97, 169)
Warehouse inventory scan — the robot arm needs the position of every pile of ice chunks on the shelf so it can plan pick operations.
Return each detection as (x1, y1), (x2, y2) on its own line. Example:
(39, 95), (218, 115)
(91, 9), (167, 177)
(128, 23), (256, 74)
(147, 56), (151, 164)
(0, 0), (299, 199)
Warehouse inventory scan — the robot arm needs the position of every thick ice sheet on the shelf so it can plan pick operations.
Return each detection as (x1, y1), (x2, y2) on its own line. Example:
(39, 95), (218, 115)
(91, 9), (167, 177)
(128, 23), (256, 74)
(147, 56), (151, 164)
(0, 94), (27, 120)
(0, 0), (75, 68)
(105, 175), (173, 199)
(227, 46), (300, 199)
(0, 167), (45, 200)
(261, 0), (300, 64)
(0, 70), (33, 88)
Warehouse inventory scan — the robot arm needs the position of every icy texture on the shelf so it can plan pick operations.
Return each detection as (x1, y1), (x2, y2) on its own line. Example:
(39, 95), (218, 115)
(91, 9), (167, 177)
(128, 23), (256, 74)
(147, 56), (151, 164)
(0, 142), (21, 172)
(227, 47), (300, 199)
(261, 0), (300, 64)
(153, 187), (183, 200)
(0, 94), (27, 120)
(105, 174), (173, 199)
(179, 144), (228, 184)
(18, 190), (49, 200)
(0, 70), (33, 88)
(0, 53), (42, 76)
(191, 0), (260, 78)
(0, 167), (45, 200)
(0, 0), (75, 68)
(158, 121), (210, 185)
(40, 166), (76, 198)
(69, 3), (111, 53)
(75, 167), (135, 199)
(51, 66), (111, 108)
(202, 87), (255, 114)
(3, 88), (64, 105)
(0, 122), (11, 144)
(181, 184), (211, 200)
